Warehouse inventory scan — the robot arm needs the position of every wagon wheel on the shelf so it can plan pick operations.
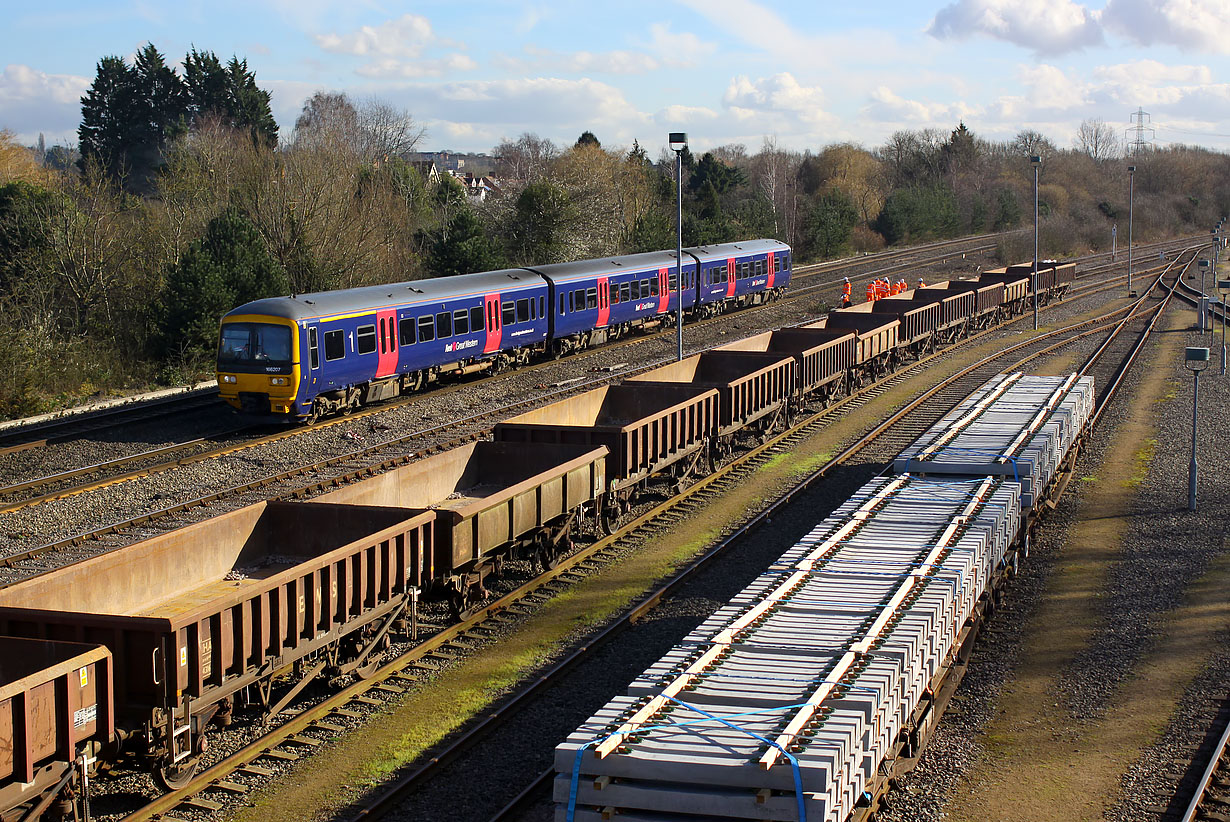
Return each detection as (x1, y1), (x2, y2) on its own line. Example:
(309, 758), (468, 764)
(155, 754), (201, 792)
(599, 502), (621, 536)
(448, 585), (478, 622)
(535, 534), (562, 572)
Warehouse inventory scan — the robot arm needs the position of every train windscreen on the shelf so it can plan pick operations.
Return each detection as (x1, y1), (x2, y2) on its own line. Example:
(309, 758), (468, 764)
(218, 322), (293, 369)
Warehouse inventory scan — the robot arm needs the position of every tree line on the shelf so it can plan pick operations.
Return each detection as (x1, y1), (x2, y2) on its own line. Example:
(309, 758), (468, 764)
(0, 43), (1228, 419)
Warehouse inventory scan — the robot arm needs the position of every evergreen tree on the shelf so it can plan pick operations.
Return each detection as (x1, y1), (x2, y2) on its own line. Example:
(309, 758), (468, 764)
(510, 180), (576, 263)
(78, 55), (138, 173)
(160, 208), (289, 360)
(576, 131), (601, 149)
(803, 192), (859, 259)
(225, 57), (278, 145)
(428, 208), (505, 277)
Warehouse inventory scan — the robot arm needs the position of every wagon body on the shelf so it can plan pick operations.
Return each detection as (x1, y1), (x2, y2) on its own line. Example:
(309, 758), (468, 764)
(0, 638), (113, 818)
(626, 351), (794, 434)
(493, 384), (718, 491)
(716, 328), (855, 398)
(314, 441), (607, 577)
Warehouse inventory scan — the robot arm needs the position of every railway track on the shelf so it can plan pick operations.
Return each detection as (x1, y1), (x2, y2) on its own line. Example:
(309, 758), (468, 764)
(0, 246), (1191, 587)
(0, 234), (1196, 525)
(109, 251), (1194, 822)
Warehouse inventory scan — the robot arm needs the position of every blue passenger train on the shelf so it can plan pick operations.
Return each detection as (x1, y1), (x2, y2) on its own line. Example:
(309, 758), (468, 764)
(216, 239), (792, 421)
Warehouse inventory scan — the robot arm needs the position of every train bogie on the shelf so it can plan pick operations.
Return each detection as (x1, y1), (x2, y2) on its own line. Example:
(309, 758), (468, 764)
(0, 638), (113, 821)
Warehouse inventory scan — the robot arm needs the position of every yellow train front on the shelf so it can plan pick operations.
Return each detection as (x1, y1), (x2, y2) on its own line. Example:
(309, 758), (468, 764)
(216, 309), (303, 416)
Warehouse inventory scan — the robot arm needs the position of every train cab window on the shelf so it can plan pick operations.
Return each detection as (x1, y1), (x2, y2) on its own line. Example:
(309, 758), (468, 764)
(356, 324), (377, 355)
(516, 298), (530, 322)
(308, 327), (320, 369)
(399, 318), (415, 346)
(324, 329), (345, 361)
(418, 315), (435, 343)
(502, 301), (516, 326)
(453, 309), (469, 336)
(470, 306), (483, 332)
(586, 288), (597, 309)
(436, 311), (452, 338)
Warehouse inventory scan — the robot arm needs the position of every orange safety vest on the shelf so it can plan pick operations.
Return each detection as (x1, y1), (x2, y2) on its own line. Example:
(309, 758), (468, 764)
(890, 281), (901, 296)
(877, 279), (888, 299)
(866, 283), (876, 301)
(898, 280), (907, 293)
(918, 279), (926, 288)
(842, 281), (852, 297)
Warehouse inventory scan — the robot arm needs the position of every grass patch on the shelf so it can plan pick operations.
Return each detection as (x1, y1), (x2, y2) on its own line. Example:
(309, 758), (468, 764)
(1122, 437), (1157, 489)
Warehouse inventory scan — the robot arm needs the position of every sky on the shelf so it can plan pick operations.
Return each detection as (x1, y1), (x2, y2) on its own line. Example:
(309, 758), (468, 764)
(3, 0), (1230, 158)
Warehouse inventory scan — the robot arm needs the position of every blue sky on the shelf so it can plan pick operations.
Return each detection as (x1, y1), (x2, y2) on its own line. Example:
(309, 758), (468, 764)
(3, 0), (1229, 157)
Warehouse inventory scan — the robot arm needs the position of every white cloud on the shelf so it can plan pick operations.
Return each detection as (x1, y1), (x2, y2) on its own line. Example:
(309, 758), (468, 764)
(315, 14), (438, 58)
(722, 73), (829, 126)
(655, 105), (719, 125)
(493, 46), (661, 76)
(644, 22), (717, 67)
(1101, 0), (1230, 54)
(863, 86), (980, 124)
(0, 64), (90, 143)
(928, 0), (1103, 54)
(356, 54), (478, 79)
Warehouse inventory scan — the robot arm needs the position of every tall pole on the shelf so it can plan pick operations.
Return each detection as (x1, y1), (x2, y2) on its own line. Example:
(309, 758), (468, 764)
(675, 147), (684, 362)
(1189, 367), (1199, 511)
(1031, 156), (1040, 331)
(1127, 165), (1135, 297)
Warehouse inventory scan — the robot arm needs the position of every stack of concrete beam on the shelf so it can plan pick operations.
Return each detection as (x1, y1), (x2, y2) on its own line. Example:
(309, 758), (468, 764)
(554, 474), (1022, 822)
(892, 373), (1093, 508)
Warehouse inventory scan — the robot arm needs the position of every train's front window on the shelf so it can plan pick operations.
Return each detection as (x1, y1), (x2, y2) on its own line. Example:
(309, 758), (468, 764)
(219, 323), (293, 368)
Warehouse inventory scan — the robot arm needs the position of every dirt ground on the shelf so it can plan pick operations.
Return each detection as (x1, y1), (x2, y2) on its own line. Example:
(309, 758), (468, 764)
(943, 306), (1230, 821)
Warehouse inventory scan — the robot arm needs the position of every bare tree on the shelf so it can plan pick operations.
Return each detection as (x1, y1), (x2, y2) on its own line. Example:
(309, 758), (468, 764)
(1010, 129), (1056, 158)
(494, 133), (557, 182)
(293, 92), (423, 162)
(357, 98), (425, 160)
(1074, 118), (1121, 162)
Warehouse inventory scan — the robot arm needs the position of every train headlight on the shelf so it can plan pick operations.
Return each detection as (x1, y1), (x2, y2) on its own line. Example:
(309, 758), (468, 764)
(270, 377), (288, 386)
(221, 375), (237, 384)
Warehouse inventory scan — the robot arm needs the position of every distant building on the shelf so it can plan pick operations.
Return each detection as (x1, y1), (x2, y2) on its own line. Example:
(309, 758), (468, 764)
(450, 170), (502, 201)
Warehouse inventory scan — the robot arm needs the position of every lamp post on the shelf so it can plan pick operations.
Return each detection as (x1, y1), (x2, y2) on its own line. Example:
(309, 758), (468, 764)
(1031, 155), (1041, 331)
(669, 132), (687, 361)
(1213, 226), (1221, 344)
(1185, 347), (1209, 511)
(1127, 165), (1136, 297)
(1199, 260), (1209, 335)
(1218, 277), (1229, 376)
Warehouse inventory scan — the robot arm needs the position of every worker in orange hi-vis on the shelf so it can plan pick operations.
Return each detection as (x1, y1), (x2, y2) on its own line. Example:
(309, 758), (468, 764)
(866, 281), (876, 302)
(898, 278), (908, 293)
(918, 277), (926, 289)
(841, 277), (853, 307)
(878, 279), (889, 299)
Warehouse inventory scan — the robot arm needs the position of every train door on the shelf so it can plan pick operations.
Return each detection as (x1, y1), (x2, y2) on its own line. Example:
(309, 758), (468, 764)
(726, 258), (736, 298)
(766, 252), (776, 289)
(657, 268), (669, 314)
(375, 308), (398, 377)
(597, 276), (610, 327)
(483, 293), (502, 353)
(306, 325), (320, 393)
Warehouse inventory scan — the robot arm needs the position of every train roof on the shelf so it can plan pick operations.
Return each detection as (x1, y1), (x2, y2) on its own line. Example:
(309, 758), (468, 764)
(223, 268), (544, 322)
(687, 238), (790, 262)
(525, 249), (690, 284)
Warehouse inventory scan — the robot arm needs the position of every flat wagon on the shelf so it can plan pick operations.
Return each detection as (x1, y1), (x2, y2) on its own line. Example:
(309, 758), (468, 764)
(1, 638), (113, 821)
(314, 440), (608, 614)
(493, 383), (718, 529)
(626, 351), (794, 454)
(0, 501), (433, 790)
(716, 327), (855, 406)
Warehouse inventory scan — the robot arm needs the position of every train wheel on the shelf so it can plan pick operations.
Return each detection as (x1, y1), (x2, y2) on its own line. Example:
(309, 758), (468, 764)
(155, 755), (201, 792)
(448, 586), (477, 621)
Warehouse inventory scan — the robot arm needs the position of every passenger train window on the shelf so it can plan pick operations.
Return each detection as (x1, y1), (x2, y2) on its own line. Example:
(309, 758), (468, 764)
(308, 327), (319, 369)
(516, 298), (530, 322)
(774, 256), (782, 273)
(470, 306), (483, 332)
(324, 329), (345, 361)
(620, 282), (630, 302)
(650, 279), (659, 296)
(574, 288), (585, 310)
(668, 273), (677, 291)
(559, 294), (566, 315)
(418, 315), (435, 343)
(502, 302), (516, 326)
(755, 260), (764, 276)
(356, 324), (377, 355)
(453, 309), (469, 336)
(539, 296), (545, 318)
(399, 318), (415, 346)
(641, 279), (651, 297)
(609, 283), (619, 304)
(436, 311), (452, 338)
(586, 288), (597, 309)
